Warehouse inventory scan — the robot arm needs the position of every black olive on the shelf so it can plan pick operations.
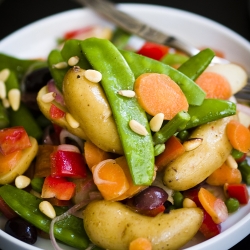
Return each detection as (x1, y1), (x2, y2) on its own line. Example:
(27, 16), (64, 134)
(5, 217), (37, 245)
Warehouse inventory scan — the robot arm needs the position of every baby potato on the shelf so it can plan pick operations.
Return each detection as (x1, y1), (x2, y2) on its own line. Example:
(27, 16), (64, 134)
(83, 200), (203, 250)
(37, 86), (87, 140)
(163, 116), (236, 191)
(0, 137), (38, 184)
(63, 67), (123, 154)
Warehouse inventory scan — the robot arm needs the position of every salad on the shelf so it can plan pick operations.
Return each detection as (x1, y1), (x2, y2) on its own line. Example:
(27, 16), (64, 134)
(0, 19), (250, 250)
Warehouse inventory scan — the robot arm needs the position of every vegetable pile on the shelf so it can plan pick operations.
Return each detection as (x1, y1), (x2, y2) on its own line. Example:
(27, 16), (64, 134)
(0, 25), (250, 250)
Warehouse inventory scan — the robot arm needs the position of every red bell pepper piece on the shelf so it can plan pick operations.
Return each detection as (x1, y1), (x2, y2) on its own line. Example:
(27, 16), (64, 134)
(63, 26), (94, 40)
(137, 42), (169, 61)
(0, 126), (31, 155)
(140, 204), (165, 217)
(199, 209), (221, 239)
(49, 104), (65, 119)
(183, 188), (202, 207)
(41, 176), (76, 200)
(225, 183), (249, 204)
(50, 149), (87, 178)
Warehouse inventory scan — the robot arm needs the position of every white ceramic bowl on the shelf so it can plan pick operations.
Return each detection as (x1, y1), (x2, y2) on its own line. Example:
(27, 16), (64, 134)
(0, 4), (250, 250)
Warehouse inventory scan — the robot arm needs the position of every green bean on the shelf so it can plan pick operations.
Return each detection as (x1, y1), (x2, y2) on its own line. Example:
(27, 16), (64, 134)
(0, 184), (90, 249)
(120, 49), (206, 106)
(178, 48), (215, 80)
(153, 111), (190, 145)
(154, 143), (165, 156)
(81, 38), (155, 185)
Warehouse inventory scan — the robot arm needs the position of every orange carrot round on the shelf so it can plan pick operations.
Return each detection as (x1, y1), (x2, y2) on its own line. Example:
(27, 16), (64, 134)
(206, 162), (242, 186)
(195, 71), (232, 99)
(134, 73), (189, 120)
(129, 237), (152, 250)
(226, 120), (250, 153)
(92, 159), (129, 200)
(198, 187), (228, 224)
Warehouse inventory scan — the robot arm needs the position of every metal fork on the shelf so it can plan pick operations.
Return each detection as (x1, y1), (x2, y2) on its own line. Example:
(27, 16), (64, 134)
(74, 0), (250, 102)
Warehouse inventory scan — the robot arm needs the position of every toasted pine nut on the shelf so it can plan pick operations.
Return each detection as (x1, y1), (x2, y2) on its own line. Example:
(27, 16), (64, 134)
(149, 113), (164, 132)
(68, 56), (79, 66)
(84, 69), (102, 83)
(8, 89), (21, 111)
(66, 113), (80, 128)
(226, 155), (238, 169)
(183, 198), (197, 208)
(53, 62), (68, 69)
(0, 80), (6, 99)
(129, 120), (148, 136)
(183, 138), (203, 151)
(118, 90), (136, 98)
(39, 201), (56, 219)
(15, 175), (31, 189)
(41, 92), (56, 103)
(0, 68), (10, 82)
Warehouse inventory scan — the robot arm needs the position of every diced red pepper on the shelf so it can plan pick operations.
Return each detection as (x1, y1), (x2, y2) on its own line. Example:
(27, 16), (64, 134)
(45, 197), (72, 207)
(199, 209), (221, 239)
(0, 126), (31, 155)
(137, 42), (169, 61)
(63, 26), (94, 40)
(183, 188), (202, 207)
(41, 176), (76, 200)
(50, 150), (87, 178)
(0, 197), (18, 219)
(225, 183), (249, 204)
(49, 104), (65, 119)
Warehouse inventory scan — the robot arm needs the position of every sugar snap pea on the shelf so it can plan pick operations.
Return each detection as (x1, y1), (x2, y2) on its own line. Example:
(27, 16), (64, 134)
(178, 48), (215, 80)
(0, 184), (90, 249)
(153, 111), (190, 145)
(120, 49), (206, 106)
(81, 38), (155, 185)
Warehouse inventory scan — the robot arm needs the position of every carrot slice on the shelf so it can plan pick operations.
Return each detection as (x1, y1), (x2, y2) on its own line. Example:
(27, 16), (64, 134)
(226, 120), (250, 153)
(155, 135), (185, 171)
(84, 140), (114, 170)
(206, 162), (242, 186)
(198, 187), (228, 224)
(195, 71), (232, 99)
(134, 73), (189, 120)
(129, 237), (152, 250)
(92, 159), (129, 200)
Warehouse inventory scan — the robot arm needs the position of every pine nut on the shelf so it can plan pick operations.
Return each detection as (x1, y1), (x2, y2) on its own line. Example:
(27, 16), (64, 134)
(15, 175), (31, 189)
(8, 89), (21, 111)
(52, 62), (68, 69)
(0, 68), (10, 82)
(2, 98), (10, 108)
(68, 56), (79, 66)
(66, 113), (80, 128)
(118, 90), (136, 98)
(183, 138), (203, 151)
(149, 113), (164, 132)
(226, 155), (238, 169)
(39, 201), (56, 219)
(84, 69), (102, 83)
(183, 198), (197, 208)
(129, 120), (148, 136)
(41, 92), (56, 103)
(0, 80), (6, 99)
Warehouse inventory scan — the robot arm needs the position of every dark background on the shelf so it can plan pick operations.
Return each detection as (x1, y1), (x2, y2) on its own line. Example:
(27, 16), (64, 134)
(0, 0), (250, 249)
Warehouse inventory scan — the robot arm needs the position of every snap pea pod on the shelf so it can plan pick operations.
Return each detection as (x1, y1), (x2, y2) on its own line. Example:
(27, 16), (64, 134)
(47, 49), (69, 91)
(81, 38), (155, 185)
(120, 49), (206, 106)
(185, 99), (236, 130)
(61, 39), (91, 69)
(111, 28), (131, 49)
(9, 102), (43, 140)
(161, 53), (189, 67)
(153, 111), (191, 145)
(0, 101), (9, 128)
(0, 184), (90, 249)
(177, 48), (215, 80)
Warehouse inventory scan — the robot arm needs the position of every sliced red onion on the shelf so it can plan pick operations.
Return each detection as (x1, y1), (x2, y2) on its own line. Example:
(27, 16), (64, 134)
(59, 129), (84, 151)
(57, 144), (80, 153)
(47, 79), (65, 106)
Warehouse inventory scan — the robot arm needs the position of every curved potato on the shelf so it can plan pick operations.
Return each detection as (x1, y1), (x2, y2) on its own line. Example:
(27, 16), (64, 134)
(163, 116), (236, 191)
(0, 137), (38, 184)
(63, 67), (123, 154)
(37, 86), (87, 140)
(83, 200), (203, 250)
